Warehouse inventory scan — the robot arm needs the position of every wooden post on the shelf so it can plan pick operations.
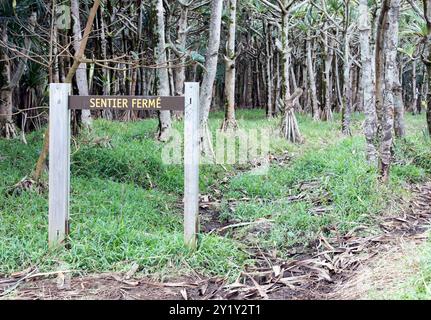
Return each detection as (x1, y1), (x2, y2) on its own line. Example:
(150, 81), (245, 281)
(49, 83), (71, 246)
(184, 82), (200, 249)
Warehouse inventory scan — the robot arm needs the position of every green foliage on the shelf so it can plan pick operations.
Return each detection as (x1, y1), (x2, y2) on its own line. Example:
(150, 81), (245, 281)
(0, 112), (429, 280)
(395, 240), (431, 300)
(0, 175), (246, 277)
(400, 8), (428, 38)
(0, 116), (249, 278)
(393, 135), (431, 175)
(368, 238), (431, 300)
(190, 51), (206, 64)
(223, 114), (430, 252)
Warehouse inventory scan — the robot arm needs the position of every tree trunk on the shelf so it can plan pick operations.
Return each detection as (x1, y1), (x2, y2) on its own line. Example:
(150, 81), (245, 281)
(255, 59), (262, 108)
(199, 0), (223, 156)
(375, 0), (389, 134)
(306, 32), (320, 121)
(0, 23), (16, 138)
(275, 51), (282, 115)
(99, 4), (112, 120)
(379, 0), (400, 182)
(154, 0), (172, 141)
(246, 63), (253, 108)
(411, 59), (418, 114)
(290, 65), (302, 111)
(200, 0), (223, 125)
(341, 38), (352, 134)
(322, 30), (333, 121)
(280, 3), (302, 143)
(424, 0), (431, 136)
(301, 62), (309, 113)
(394, 66), (406, 137)
(71, 0), (92, 127)
(50, 0), (60, 84)
(221, 0), (238, 131)
(173, 2), (189, 119)
(419, 65), (427, 114)
(359, 0), (378, 163)
(334, 48), (343, 113)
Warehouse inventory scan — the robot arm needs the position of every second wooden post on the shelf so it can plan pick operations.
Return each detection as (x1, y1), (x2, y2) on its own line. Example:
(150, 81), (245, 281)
(184, 82), (200, 249)
(48, 83), (71, 246)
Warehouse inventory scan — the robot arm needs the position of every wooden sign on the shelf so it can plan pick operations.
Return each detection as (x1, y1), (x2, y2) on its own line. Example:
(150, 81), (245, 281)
(69, 96), (185, 111)
(49, 84), (200, 250)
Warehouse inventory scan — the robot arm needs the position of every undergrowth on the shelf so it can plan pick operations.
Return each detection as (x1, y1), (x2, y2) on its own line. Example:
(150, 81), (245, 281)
(0, 111), (429, 279)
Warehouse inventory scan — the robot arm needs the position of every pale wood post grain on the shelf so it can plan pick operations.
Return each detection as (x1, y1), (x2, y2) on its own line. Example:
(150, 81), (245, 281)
(184, 82), (200, 249)
(48, 83), (71, 246)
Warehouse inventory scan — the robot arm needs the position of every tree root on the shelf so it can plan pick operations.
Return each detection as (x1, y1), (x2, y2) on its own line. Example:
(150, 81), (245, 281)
(6, 176), (47, 196)
(280, 109), (303, 143)
(321, 107), (333, 122)
(280, 88), (304, 143)
(220, 118), (238, 132)
(1, 120), (17, 139)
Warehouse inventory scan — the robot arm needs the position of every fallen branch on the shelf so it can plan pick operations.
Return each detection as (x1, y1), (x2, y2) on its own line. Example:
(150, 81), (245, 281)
(208, 218), (274, 235)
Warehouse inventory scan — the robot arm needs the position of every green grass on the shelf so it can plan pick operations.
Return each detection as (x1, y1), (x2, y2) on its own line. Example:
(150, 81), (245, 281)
(221, 113), (429, 250)
(392, 240), (431, 300)
(366, 236), (431, 300)
(0, 110), (430, 280)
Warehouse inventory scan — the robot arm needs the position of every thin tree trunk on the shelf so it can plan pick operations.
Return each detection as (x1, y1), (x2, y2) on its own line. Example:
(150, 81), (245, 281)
(256, 59), (262, 108)
(49, 0), (60, 84)
(375, 0), (389, 133)
(246, 63), (253, 108)
(335, 50), (343, 113)
(322, 30), (333, 121)
(0, 23), (16, 138)
(359, 0), (378, 163)
(394, 66), (406, 137)
(221, 0), (238, 131)
(280, 2), (302, 143)
(411, 59), (418, 114)
(423, 0), (431, 135)
(306, 32), (320, 121)
(154, 0), (172, 141)
(419, 65), (427, 114)
(342, 2), (352, 136)
(301, 62), (309, 113)
(352, 67), (359, 110)
(341, 38), (352, 135)
(173, 2), (189, 119)
(265, 21), (274, 117)
(275, 51), (281, 114)
(100, 4), (112, 120)
(379, 0), (400, 182)
(290, 65), (302, 111)
(199, 0), (223, 156)
(200, 0), (223, 125)
(71, 0), (92, 127)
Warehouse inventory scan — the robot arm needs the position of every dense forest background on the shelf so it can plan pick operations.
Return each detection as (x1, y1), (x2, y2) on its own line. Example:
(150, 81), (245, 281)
(0, 1), (430, 174)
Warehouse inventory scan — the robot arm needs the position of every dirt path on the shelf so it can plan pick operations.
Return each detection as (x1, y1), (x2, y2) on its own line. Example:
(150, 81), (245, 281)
(265, 182), (431, 300)
(1, 182), (430, 300)
(327, 238), (427, 299)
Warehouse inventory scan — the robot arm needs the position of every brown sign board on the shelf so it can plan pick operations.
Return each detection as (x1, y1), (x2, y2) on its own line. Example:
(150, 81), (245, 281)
(68, 96), (185, 111)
